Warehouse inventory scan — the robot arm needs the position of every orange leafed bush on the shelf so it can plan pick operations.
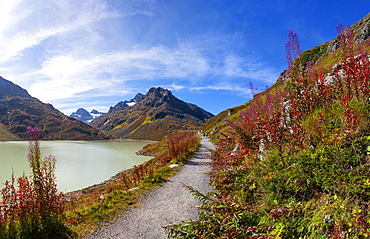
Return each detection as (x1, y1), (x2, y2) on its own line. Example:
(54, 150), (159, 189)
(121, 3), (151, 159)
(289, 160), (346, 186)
(0, 127), (67, 239)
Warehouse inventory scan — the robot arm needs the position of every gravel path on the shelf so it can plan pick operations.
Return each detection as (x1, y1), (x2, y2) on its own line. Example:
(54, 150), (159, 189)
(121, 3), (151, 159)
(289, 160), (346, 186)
(88, 138), (215, 239)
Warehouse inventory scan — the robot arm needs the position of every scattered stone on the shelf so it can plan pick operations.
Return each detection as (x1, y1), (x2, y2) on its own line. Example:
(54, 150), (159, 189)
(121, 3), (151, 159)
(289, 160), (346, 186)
(169, 163), (179, 168)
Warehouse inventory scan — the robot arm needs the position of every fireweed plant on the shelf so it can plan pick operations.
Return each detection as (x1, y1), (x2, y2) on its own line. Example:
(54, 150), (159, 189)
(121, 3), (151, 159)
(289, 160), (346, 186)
(0, 127), (67, 239)
(118, 132), (199, 189)
(166, 27), (370, 238)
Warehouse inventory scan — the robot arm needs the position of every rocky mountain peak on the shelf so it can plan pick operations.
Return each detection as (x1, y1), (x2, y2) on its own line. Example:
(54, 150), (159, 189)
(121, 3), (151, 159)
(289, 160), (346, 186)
(70, 108), (93, 122)
(90, 109), (102, 114)
(146, 87), (172, 99)
(142, 87), (175, 108)
(133, 93), (145, 102)
(91, 87), (214, 140)
(0, 77), (109, 140)
(108, 93), (145, 113)
(76, 108), (90, 115)
(70, 108), (105, 123)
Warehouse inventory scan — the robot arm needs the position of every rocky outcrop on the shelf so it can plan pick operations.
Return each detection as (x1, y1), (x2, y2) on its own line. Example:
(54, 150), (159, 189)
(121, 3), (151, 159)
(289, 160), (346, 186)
(108, 93), (145, 113)
(327, 12), (370, 54)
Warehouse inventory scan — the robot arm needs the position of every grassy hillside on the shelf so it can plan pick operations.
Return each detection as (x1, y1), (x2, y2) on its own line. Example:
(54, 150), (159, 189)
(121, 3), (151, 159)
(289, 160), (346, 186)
(0, 123), (20, 140)
(203, 12), (370, 140)
(168, 14), (370, 238)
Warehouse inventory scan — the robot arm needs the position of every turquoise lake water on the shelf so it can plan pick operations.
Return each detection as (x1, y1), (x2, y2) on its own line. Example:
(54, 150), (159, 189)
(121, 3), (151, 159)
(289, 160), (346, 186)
(0, 140), (151, 192)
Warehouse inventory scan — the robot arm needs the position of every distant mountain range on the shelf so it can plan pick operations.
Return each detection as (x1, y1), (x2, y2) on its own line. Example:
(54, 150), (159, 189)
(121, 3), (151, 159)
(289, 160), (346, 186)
(70, 108), (105, 123)
(0, 77), (213, 141)
(0, 77), (111, 140)
(90, 87), (214, 141)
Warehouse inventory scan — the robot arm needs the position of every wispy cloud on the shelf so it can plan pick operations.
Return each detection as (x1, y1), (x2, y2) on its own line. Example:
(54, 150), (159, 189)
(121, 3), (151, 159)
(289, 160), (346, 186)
(191, 83), (252, 97)
(25, 44), (277, 104)
(0, 0), (281, 114)
(168, 81), (252, 98)
(222, 55), (278, 83)
(25, 45), (211, 102)
(0, 0), (121, 63)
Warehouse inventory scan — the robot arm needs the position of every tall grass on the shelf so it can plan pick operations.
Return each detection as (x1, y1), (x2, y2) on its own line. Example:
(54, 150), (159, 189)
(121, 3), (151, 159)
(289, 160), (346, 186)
(120, 131), (199, 190)
(167, 132), (199, 162)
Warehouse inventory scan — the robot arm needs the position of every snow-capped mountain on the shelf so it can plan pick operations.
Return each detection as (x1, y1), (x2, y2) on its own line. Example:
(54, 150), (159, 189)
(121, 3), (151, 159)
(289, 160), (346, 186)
(90, 109), (105, 119)
(70, 108), (105, 123)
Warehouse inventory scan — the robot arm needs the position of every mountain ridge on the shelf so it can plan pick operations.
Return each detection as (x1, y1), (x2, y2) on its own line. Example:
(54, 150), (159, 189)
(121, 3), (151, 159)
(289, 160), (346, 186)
(0, 76), (32, 99)
(91, 87), (214, 140)
(108, 93), (145, 113)
(0, 77), (111, 140)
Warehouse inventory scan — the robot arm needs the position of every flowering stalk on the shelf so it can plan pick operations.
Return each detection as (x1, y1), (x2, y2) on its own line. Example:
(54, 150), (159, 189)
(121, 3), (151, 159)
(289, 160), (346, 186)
(286, 30), (302, 66)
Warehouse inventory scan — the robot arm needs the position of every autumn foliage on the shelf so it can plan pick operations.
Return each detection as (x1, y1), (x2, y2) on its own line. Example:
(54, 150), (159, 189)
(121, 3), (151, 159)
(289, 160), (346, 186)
(0, 128), (66, 239)
(120, 131), (199, 190)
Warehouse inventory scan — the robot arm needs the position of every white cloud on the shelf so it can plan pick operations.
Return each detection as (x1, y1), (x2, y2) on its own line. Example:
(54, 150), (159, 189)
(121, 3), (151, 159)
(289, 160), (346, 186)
(0, 0), (281, 115)
(17, 42), (278, 111)
(190, 83), (252, 97)
(0, 0), (121, 63)
(222, 55), (278, 83)
(169, 83), (185, 91)
(25, 45), (212, 102)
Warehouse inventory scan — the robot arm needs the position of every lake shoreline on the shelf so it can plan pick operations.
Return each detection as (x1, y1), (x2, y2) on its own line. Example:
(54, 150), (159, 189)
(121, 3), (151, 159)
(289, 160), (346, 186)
(64, 153), (154, 201)
(0, 140), (152, 192)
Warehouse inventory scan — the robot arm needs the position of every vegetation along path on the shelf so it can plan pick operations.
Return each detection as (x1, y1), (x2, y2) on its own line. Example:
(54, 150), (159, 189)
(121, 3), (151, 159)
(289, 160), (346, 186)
(88, 138), (215, 239)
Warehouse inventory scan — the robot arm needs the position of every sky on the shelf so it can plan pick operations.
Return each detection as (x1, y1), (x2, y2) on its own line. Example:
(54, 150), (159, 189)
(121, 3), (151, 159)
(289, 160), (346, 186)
(0, 0), (369, 116)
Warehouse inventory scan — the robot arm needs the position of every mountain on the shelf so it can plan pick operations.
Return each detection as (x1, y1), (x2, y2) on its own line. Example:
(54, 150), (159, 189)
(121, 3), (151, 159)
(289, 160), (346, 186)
(90, 87), (214, 140)
(90, 109), (105, 119)
(70, 108), (105, 123)
(0, 77), (31, 99)
(108, 93), (145, 113)
(70, 108), (93, 123)
(0, 76), (111, 140)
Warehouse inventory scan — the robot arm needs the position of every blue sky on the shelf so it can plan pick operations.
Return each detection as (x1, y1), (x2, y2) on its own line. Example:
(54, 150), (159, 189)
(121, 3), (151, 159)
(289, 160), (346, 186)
(0, 0), (368, 115)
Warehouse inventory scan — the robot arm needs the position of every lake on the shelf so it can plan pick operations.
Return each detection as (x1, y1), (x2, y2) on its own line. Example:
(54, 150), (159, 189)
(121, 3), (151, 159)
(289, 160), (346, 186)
(0, 140), (151, 192)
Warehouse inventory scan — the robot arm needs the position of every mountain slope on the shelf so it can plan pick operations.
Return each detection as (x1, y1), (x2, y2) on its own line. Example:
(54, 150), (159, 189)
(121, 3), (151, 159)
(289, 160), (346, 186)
(0, 77), (110, 140)
(91, 87), (214, 140)
(0, 77), (31, 99)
